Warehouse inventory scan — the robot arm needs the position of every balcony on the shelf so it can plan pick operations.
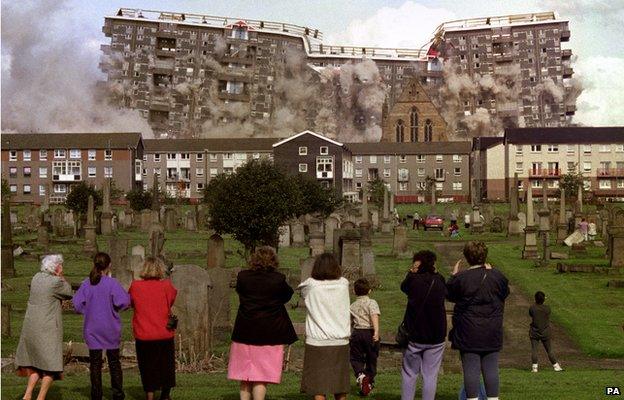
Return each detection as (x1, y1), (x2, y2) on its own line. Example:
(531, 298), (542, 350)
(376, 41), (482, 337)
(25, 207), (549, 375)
(53, 174), (81, 182)
(217, 91), (250, 102)
(155, 30), (177, 39)
(492, 34), (513, 44)
(565, 104), (577, 115)
(597, 168), (624, 177)
(560, 30), (571, 42)
(218, 54), (254, 65)
(561, 49), (572, 59)
(528, 168), (560, 178)
(317, 171), (334, 179)
(563, 67), (574, 78)
(493, 52), (514, 62)
(217, 71), (253, 83)
(155, 49), (176, 58)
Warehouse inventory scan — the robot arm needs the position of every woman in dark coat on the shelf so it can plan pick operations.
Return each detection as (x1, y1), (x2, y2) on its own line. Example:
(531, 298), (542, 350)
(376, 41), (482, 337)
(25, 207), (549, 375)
(447, 241), (509, 400)
(228, 246), (298, 400)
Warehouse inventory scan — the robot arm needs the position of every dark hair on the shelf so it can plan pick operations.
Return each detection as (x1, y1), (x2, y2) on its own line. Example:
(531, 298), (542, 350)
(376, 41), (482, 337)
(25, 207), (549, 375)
(249, 246), (278, 271)
(535, 291), (546, 305)
(412, 250), (437, 273)
(90, 252), (111, 285)
(463, 241), (488, 266)
(311, 253), (342, 281)
(354, 278), (371, 296)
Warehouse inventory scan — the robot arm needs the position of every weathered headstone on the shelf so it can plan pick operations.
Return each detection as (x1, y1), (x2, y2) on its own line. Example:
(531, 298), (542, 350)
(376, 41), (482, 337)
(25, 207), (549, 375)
(83, 195), (98, 255)
(370, 209), (379, 231)
(309, 231), (325, 257)
(149, 220), (165, 258)
(291, 220), (306, 247)
(170, 265), (213, 360)
(491, 217), (504, 233)
(131, 244), (146, 259)
(340, 229), (361, 271)
(206, 233), (225, 269)
(1, 199), (15, 278)
(140, 209), (151, 232)
(100, 178), (113, 235)
(522, 187), (539, 259)
(207, 265), (231, 336)
(518, 212), (527, 232)
(381, 188), (392, 233)
(164, 207), (176, 232)
(300, 257), (315, 283)
(470, 205), (484, 234)
(607, 208), (624, 268)
(278, 225), (291, 248)
(392, 225), (409, 257)
(185, 210), (197, 231)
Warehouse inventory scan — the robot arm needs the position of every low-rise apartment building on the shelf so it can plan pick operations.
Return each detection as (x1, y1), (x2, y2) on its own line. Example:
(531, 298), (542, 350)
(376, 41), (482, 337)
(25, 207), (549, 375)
(1, 133), (143, 204)
(142, 138), (276, 200)
(475, 127), (624, 201)
(347, 141), (472, 203)
(272, 131), (356, 200)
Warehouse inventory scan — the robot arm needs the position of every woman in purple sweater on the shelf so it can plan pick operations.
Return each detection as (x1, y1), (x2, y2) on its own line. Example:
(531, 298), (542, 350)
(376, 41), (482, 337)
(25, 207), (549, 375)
(73, 252), (131, 400)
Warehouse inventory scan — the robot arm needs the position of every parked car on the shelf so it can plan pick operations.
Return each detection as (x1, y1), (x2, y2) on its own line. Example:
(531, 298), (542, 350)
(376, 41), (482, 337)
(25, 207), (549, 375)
(423, 215), (444, 231)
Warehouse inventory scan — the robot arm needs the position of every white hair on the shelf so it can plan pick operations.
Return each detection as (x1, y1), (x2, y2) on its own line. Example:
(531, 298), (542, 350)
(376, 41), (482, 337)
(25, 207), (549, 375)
(41, 254), (63, 274)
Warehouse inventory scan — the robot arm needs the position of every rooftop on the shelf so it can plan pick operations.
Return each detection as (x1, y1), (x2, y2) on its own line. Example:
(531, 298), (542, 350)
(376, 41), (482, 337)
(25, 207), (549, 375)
(143, 138), (279, 152)
(505, 127), (624, 144)
(434, 11), (565, 34)
(346, 141), (472, 155)
(1, 132), (143, 150)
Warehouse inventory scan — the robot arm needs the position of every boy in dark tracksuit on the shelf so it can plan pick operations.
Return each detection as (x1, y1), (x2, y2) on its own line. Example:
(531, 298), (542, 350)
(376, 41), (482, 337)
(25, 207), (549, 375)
(530, 291), (563, 372)
(349, 279), (380, 396)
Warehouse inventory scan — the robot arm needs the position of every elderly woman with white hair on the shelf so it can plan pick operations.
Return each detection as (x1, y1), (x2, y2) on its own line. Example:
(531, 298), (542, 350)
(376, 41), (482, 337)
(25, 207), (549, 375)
(15, 254), (73, 400)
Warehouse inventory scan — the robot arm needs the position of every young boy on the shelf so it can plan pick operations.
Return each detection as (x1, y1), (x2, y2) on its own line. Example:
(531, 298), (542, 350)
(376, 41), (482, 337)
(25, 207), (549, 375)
(349, 278), (381, 396)
(529, 291), (563, 372)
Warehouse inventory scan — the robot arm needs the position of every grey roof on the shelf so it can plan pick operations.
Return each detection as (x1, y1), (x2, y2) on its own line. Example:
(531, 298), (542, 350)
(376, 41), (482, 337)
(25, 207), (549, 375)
(144, 138), (280, 152)
(346, 141), (472, 155)
(1, 132), (142, 150)
(505, 127), (624, 144)
(472, 136), (504, 150)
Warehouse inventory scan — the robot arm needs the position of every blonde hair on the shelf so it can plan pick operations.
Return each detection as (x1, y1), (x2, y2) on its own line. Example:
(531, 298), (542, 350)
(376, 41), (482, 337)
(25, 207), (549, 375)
(140, 256), (165, 280)
(41, 254), (63, 274)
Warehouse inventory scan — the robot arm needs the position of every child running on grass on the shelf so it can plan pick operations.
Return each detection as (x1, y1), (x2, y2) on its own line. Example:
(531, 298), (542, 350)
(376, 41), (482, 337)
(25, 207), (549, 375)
(529, 291), (563, 372)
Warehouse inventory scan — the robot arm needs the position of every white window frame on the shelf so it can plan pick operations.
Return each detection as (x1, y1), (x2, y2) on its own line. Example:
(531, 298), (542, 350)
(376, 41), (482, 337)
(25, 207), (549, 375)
(104, 166), (113, 178)
(23, 184), (31, 194)
(383, 168), (391, 178)
(9, 184), (17, 193)
(582, 161), (591, 172)
(454, 167), (461, 176)
(355, 169), (363, 178)
(515, 145), (523, 156)
(599, 180), (611, 189)
(453, 154), (462, 163)
(436, 154), (443, 162)
(516, 162), (523, 172)
(154, 153), (162, 162)
(530, 145), (542, 153)
(582, 145), (591, 154)
(370, 155), (377, 164)
(39, 150), (47, 160)
(104, 149), (113, 161)
(88, 167), (96, 178)
(88, 149), (96, 160)
(299, 146), (308, 156)
(196, 153), (204, 162)
(531, 180), (543, 188)
(384, 155), (391, 164)
(566, 145), (575, 155)
(398, 182), (409, 191)
(210, 168), (218, 177)
(180, 153), (190, 160)
(320, 146), (329, 155)
(39, 167), (48, 178)
(70, 149), (81, 159)
(616, 144), (624, 153)
(453, 182), (463, 191)
(23, 150), (31, 161)
(417, 168), (425, 177)
(196, 182), (205, 191)
(547, 145), (558, 153)
(39, 185), (46, 196)
(355, 156), (362, 164)
(416, 155), (426, 163)
(298, 163), (308, 173)
(223, 153), (233, 160)
(209, 153), (217, 162)
(154, 167), (161, 176)
(167, 153), (176, 160)
(399, 155), (407, 163)
(54, 149), (66, 159)
(53, 184), (67, 194)
(599, 144), (610, 153)
(23, 166), (32, 177)
(9, 150), (17, 161)
(196, 167), (204, 177)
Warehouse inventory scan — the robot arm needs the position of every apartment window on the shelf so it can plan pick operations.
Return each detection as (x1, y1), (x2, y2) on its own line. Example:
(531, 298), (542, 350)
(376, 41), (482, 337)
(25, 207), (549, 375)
(416, 181), (427, 190)
(436, 154), (443, 162)
(599, 144), (611, 153)
(530, 145), (542, 153)
(9, 167), (17, 178)
(617, 179), (624, 189)
(104, 167), (113, 178)
(435, 182), (443, 190)
(531, 180), (543, 188)
(599, 180), (611, 189)
(252, 153), (260, 159)
(223, 153), (233, 160)
(355, 169), (363, 178)
(70, 149), (81, 159)
(23, 150), (31, 161)
(142, 168), (147, 176)
(417, 168), (425, 177)
(454, 167), (461, 176)
(143, 154), (147, 162)
(22, 166), (31, 177)
(196, 183), (205, 191)
(435, 168), (445, 180)
(567, 162), (576, 173)
(224, 167), (234, 175)
(384, 155), (391, 164)
(355, 182), (362, 189)
(453, 154), (462, 162)
(547, 145), (558, 153)
(180, 153), (190, 160)
(416, 155), (426, 163)
(370, 155), (377, 164)
(583, 180), (591, 190)
(154, 153), (161, 162)
(548, 180), (560, 189)
(39, 150), (47, 160)
(516, 162), (523, 172)
(209, 153), (217, 162)
(453, 182), (463, 191)
(210, 168), (218, 177)
(616, 144), (624, 152)
(88, 167), (96, 177)
(39, 167), (48, 178)
(167, 153), (176, 160)
(399, 155), (407, 163)
(515, 145), (523, 156)
(9, 150), (17, 161)
(582, 161), (591, 172)
(583, 145), (591, 154)
(105, 149), (112, 160)
(299, 163), (308, 173)
(196, 153), (204, 162)
(566, 145), (575, 155)
(299, 146), (308, 156)
(23, 184), (31, 194)
(154, 167), (161, 176)
(53, 184), (67, 194)
(355, 156), (362, 164)
(398, 182), (409, 191)
(9, 184), (17, 193)
(39, 185), (46, 196)
(196, 168), (204, 177)
(383, 168), (391, 178)
(320, 146), (329, 155)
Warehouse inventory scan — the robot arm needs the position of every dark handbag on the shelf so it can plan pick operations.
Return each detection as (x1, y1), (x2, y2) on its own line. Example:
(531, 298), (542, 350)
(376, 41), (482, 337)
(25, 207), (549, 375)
(166, 314), (178, 330)
(396, 277), (436, 348)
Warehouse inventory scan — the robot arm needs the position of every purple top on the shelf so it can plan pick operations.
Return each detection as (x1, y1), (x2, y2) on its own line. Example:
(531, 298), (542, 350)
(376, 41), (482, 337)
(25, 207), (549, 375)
(579, 221), (589, 234)
(73, 276), (131, 350)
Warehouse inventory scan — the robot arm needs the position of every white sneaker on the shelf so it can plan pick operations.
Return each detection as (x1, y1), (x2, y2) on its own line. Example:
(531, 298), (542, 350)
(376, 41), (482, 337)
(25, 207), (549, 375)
(356, 373), (365, 384)
(553, 363), (563, 371)
(531, 363), (538, 373)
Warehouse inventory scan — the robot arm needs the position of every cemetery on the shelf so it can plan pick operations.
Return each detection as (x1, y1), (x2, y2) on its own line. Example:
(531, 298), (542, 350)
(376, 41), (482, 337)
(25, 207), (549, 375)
(1, 176), (623, 399)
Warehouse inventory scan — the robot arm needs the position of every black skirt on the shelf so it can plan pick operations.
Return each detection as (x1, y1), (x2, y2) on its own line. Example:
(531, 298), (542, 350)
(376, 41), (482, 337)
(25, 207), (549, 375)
(301, 344), (350, 396)
(136, 339), (176, 392)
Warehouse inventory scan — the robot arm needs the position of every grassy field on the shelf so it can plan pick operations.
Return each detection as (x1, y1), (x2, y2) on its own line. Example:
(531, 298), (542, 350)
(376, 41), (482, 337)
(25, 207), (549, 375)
(2, 369), (622, 399)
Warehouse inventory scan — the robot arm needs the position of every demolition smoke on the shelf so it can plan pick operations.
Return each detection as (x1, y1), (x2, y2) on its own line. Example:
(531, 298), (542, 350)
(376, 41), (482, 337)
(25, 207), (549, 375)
(1, 1), (153, 135)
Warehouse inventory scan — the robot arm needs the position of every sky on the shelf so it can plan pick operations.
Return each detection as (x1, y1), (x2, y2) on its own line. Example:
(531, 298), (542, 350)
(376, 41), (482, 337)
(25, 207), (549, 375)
(3, 0), (624, 127)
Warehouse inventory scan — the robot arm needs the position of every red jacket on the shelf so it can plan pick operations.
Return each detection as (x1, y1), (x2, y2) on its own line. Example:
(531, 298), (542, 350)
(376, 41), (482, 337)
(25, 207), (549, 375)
(129, 279), (177, 341)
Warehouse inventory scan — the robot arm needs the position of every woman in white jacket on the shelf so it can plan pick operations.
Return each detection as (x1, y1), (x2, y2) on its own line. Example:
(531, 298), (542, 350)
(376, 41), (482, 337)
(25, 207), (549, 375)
(299, 253), (351, 400)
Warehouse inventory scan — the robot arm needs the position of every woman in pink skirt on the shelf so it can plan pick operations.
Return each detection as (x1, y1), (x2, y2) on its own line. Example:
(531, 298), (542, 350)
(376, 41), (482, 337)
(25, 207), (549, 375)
(228, 246), (298, 400)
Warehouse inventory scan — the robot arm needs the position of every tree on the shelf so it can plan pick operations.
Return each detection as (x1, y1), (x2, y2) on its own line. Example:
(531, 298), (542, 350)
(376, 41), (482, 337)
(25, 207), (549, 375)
(126, 188), (152, 212)
(1, 179), (11, 204)
(65, 182), (102, 215)
(559, 170), (584, 199)
(110, 179), (125, 201)
(367, 178), (388, 210)
(203, 160), (302, 251)
(293, 174), (343, 218)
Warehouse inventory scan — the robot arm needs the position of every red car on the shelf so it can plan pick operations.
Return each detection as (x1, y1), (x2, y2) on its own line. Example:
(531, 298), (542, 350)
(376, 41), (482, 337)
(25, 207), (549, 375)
(423, 215), (444, 231)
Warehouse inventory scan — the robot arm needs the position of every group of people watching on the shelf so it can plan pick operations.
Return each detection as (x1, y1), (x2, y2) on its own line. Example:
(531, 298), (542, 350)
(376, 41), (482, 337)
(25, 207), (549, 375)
(16, 241), (560, 400)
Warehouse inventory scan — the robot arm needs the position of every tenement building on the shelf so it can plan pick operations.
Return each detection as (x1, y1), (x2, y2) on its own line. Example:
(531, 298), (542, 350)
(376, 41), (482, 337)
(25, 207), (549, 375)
(475, 127), (624, 201)
(1, 133), (144, 204)
(347, 141), (472, 203)
(142, 138), (276, 200)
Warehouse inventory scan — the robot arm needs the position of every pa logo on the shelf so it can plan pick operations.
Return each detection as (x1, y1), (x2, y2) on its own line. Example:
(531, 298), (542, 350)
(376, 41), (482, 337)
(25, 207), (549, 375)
(606, 387), (621, 396)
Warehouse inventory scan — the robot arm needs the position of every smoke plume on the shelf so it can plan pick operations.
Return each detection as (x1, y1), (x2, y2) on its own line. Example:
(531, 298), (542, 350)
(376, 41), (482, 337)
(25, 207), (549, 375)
(1, 0), (153, 136)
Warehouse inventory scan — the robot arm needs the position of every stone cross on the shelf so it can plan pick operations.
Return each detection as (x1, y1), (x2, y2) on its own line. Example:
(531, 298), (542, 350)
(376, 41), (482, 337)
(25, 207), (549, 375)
(1, 199), (16, 278)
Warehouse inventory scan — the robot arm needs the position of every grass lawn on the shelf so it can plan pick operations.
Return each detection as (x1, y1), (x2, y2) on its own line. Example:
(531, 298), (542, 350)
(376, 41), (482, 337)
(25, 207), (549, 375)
(2, 368), (622, 399)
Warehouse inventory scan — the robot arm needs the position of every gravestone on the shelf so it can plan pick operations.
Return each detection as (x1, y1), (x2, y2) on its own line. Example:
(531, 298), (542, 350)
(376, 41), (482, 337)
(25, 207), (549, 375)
(164, 207), (176, 232)
(522, 187), (539, 259)
(392, 225), (409, 257)
(117, 209), (127, 228)
(129, 255), (144, 282)
(207, 265), (231, 336)
(52, 209), (64, 236)
(185, 211), (197, 231)
(490, 217), (504, 233)
(340, 229), (361, 272)
(108, 237), (128, 277)
(607, 208), (624, 268)
(470, 205), (484, 234)
(83, 195), (98, 255)
(37, 212), (49, 248)
(1, 200), (15, 278)
(517, 212), (527, 232)
(278, 225), (291, 248)
(140, 209), (151, 232)
(131, 244), (146, 259)
(300, 257), (315, 282)
(9, 211), (17, 225)
(341, 221), (356, 230)
(309, 231), (325, 257)
(206, 233), (225, 269)
(291, 220), (306, 247)
(381, 188), (392, 233)
(171, 265), (213, 360)
(148, 219), (165, 258)
(370, 209), (379, 231)
(100, 178), (113, 235)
